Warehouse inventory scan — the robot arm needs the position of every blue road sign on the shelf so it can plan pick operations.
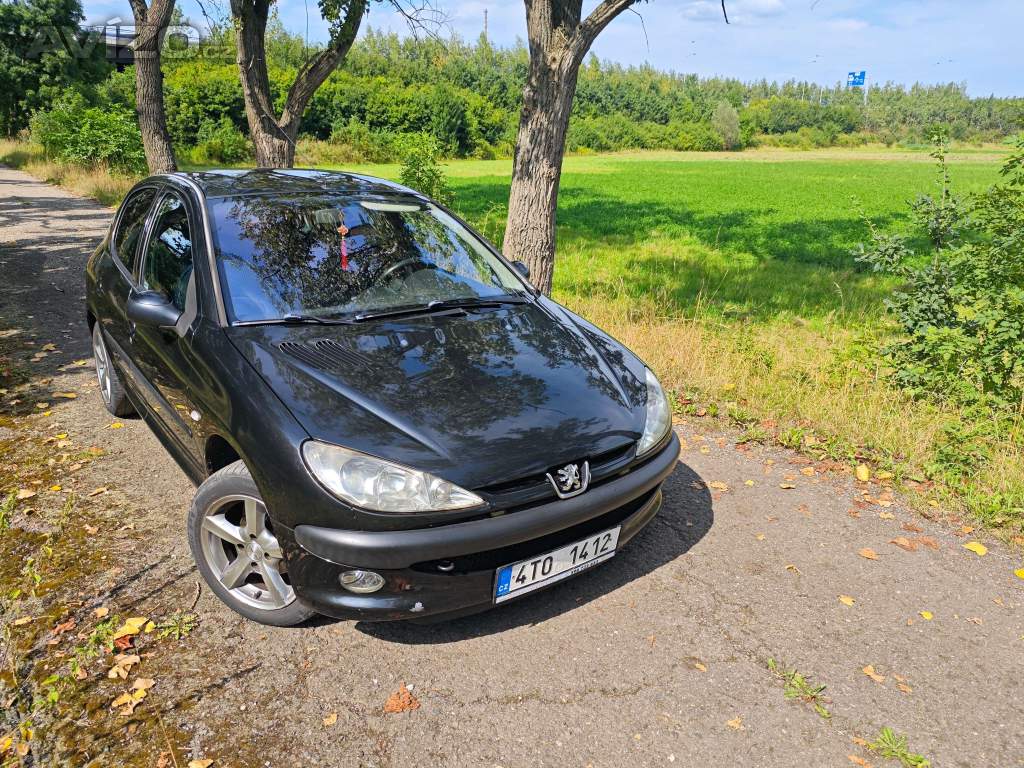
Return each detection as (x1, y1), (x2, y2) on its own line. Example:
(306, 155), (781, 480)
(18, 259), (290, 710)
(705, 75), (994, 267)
(847, 70), (866, 87)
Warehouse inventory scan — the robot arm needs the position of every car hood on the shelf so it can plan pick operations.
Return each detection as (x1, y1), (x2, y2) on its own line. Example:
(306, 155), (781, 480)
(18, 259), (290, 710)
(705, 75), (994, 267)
(226, 297), (649, 490)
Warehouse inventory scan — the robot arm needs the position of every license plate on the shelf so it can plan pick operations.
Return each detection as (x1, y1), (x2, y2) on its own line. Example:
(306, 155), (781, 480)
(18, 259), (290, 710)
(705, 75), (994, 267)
(494, 526), (621, 603)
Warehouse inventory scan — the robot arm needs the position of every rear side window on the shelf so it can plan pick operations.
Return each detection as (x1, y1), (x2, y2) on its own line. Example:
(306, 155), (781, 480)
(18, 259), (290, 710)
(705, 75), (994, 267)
(142, 194), (194, 311)
(112, 188), (157, 275)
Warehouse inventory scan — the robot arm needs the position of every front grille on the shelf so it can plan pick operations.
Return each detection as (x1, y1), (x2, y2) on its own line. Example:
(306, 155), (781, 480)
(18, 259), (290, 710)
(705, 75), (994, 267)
(475, 440), (637, 508)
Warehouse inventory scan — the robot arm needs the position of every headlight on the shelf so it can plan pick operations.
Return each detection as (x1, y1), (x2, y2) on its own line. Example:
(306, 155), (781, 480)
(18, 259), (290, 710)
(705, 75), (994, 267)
(637, 368), (671, 456)
(302, 441), (483, 512)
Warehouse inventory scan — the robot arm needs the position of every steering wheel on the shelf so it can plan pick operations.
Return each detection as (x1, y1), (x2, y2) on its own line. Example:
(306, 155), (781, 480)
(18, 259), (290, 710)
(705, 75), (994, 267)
(378, 257), (434, 285)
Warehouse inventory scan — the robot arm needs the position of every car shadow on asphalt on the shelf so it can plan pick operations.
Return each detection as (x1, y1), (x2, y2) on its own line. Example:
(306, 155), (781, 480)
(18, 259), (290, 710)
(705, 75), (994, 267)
(352, 457), (712, 643)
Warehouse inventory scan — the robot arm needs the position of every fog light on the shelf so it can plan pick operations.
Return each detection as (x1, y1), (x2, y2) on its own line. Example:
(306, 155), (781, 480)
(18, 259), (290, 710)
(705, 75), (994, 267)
(339, 569), (385, 594)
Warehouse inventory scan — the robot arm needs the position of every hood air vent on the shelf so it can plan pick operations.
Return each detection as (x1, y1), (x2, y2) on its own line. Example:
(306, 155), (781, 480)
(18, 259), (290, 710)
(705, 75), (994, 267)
(278, 339), (373, 372)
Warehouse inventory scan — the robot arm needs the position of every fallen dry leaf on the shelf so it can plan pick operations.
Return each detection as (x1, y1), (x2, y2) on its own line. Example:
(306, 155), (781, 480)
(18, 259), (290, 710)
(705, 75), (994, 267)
(966, 616), (983, 625)
(848, 756), (872, 767)
(839, 595), (856, 607)
(779, 482), (796, 489)
(52, 617), (76, 636)
(862, 665), (885, 684)
(964, 541), (988, 556)
(755, 533), (766, 541)
(850, 737), (871, 748)
(12, 616), (34, 626)
(916, 536), (940, 550)
(322, 712), (338, 727)
(919, 610), (933, 620)
(878, 511), (895, 520)
(897, 682), (913, 694)
(800, 467), (815, 476)
(109, 422), (124, 429)
(901, 522), (923, 533)
(53, 392), (77, 399)
(708, 481), (729, 491)
(726, 716), (743, 730)
(890, 537), (919, 552)
(855, 464), (871, 482)
(744, 479), (755, 487)
(87, 486), (108, 497)
(111, 616), (148, 640)
(858, 548), (880, 561)
(94, 606), (109, 619)
(187, 761), (214, 768)
(107, 654), (140, 680)
(132, 677), (155, 691)
(1015, 568), (1024, 580)
(383, 682), (420, 714)
(16, 488), (36, 500)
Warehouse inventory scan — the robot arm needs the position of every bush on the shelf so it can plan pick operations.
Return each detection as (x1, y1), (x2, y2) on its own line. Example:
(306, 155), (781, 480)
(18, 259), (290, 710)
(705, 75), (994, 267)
(328, 119), (397, 163)
(855, 134), (1024, 406)
(674, 122), (724, 152)
(189, 118), (252, 165)
(711, 101), (741, 150)
(30, 95), (146, 173)
(398, 134), (454, 206)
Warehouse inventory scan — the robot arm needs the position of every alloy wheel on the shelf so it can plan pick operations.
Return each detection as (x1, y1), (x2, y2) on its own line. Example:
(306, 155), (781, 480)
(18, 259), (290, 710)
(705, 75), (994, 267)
(199, 494), (296, 610)
(92, 325), (112, 407)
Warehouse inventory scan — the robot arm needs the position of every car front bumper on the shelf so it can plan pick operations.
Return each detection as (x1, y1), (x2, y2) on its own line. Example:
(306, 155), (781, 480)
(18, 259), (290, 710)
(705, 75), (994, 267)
(282, 431), (680, 622)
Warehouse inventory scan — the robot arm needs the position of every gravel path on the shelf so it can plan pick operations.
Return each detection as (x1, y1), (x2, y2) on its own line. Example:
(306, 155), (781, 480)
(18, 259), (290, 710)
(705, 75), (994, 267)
(1, 165), (1021, 768)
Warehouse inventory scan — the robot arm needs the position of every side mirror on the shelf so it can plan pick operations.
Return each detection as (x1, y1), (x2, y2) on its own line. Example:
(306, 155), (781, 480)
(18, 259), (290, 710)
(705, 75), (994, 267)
(126, 290), (181, 330)
(512, 261), (530, 280)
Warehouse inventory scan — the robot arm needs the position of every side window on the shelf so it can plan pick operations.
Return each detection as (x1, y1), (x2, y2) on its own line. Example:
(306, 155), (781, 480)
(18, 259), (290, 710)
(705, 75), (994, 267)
(142, 193), (194, 311)
(112, 188), (157, 276)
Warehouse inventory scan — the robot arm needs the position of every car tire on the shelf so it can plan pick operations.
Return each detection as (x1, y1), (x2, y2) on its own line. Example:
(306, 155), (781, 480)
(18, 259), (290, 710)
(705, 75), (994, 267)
(188, 460), (316, 627)
(92, 323), (135, 417)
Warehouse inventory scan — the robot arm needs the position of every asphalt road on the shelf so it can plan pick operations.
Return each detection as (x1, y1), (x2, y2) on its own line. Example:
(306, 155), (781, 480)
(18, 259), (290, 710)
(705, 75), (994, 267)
(1, 165), (1022, 768)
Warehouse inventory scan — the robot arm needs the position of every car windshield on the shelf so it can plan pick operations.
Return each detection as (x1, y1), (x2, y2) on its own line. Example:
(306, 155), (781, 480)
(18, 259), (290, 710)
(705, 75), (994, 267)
(208, 194), (528, 323)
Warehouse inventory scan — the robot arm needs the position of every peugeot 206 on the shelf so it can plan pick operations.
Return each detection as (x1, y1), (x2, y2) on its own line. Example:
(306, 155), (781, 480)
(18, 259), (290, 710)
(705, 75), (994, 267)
(85, 170), (681, 625)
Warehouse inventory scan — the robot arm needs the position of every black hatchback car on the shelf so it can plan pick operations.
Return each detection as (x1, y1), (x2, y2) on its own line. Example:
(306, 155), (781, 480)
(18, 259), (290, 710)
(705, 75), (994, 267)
(85, 170), (680, 625)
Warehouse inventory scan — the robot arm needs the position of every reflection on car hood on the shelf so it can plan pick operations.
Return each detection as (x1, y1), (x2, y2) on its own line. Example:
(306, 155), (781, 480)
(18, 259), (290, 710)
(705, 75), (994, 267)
(226, 298), (648, 489)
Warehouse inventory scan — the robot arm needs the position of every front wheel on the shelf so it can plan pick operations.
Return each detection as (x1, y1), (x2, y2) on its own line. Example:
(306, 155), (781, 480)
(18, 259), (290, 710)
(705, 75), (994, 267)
(188, 461), (316, 626)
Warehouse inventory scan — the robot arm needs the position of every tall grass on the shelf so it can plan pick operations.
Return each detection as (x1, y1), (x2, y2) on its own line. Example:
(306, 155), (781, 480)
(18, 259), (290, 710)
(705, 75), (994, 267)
(0, 140), (137, 207)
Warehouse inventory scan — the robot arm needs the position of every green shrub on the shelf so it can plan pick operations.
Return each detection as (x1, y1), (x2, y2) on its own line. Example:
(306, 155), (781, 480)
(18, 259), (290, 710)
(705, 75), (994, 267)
(711, 101), (741, 150)
(328, 119), (397, 163)
(855, 133), (1024, 407)
(30, 95), (146, 173)
(398, 133), (454, 206)
(674, 122), (724, 152)
(189, 118), (252, 165)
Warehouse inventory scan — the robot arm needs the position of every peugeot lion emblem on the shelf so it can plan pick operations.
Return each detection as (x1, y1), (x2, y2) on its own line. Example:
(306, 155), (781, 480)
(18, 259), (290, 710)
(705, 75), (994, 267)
(546, 460), (591, 499)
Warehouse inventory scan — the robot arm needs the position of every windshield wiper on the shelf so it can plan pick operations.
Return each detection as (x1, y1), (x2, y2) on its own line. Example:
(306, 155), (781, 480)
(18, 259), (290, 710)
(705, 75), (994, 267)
(238, 313), (354, 326)
(353, 295), (530, 323)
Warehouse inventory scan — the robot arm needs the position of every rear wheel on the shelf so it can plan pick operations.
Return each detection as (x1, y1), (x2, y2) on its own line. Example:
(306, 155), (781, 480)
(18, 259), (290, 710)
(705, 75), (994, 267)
(92, 323), (134, 417)
(188, 461), (315, 626)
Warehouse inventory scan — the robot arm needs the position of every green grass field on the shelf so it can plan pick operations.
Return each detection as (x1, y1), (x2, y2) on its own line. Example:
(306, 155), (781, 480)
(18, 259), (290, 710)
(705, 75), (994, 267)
(345, 148), (1021, 531)
(3, 141), (1019, 531)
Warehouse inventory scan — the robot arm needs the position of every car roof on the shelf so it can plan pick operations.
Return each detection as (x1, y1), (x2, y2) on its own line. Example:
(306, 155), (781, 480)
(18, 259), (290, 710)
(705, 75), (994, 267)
(166, 168), (426, 201)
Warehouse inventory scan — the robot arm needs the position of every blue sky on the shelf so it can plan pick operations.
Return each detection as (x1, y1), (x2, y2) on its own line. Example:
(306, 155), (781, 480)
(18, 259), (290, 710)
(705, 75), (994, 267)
(83, 0), (1022, 96)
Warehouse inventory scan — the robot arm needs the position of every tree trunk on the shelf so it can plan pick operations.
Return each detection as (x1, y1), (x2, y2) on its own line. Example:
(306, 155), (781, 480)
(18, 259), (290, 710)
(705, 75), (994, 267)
(252, 122), (298, 167)
(232, 0), (365, 169)
(501, 0), (637, 294)
(502, 51), (578, 295)
(130, 1), (176, 173)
